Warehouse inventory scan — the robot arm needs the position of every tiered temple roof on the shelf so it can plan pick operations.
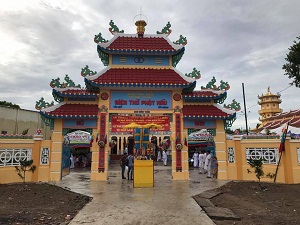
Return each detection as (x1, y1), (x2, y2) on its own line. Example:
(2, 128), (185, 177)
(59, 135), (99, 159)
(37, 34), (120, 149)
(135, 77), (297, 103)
(39, 20), (237, 129)
(98, 34), (184, 54)
(85, 67), (195, 89)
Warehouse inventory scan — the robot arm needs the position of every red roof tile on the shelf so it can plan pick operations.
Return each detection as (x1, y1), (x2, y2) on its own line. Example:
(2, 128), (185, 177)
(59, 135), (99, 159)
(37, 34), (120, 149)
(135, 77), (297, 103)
(290, 117), (300, 126)
(182, 105), (234, 118)
(263, 118), (293, 129)
(42, 104), (98, 118)
(89, 68), (190, 85)
(183, 91), (226, 98)
(265, 120), (283, 129)
(272, 109), (300, 119)
(105, 36), (178, 51)
(53, 89), (98, 97)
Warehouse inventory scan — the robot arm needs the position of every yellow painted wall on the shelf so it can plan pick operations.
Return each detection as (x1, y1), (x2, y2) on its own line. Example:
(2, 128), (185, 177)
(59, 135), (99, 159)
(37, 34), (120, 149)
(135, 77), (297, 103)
(215, 120), (227, 180)
(49, 119), (63, 181)
(1, 133), (300, 184)
(224, 136), (300, 184)
(0, 137), (51, 184)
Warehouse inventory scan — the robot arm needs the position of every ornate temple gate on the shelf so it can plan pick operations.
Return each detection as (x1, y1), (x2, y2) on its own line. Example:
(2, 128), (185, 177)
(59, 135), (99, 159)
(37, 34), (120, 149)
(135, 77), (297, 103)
(37, 19), (238, 182)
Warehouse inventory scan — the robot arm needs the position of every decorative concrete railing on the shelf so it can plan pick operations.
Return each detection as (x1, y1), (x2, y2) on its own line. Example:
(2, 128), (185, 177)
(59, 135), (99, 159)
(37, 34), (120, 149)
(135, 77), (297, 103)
(242, 134), (280, 139)
(0, 134), (34, 139)
(227, 134), (281, 140)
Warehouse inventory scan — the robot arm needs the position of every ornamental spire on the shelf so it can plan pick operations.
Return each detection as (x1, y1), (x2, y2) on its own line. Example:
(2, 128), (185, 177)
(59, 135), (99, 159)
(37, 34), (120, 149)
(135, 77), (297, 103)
(135, 20), (147, 38)
(134, 8), (147, 38)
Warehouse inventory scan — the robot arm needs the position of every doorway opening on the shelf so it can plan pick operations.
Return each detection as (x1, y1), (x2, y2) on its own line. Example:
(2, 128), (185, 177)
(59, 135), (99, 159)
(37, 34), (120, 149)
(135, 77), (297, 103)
(70, 147), (92, 171)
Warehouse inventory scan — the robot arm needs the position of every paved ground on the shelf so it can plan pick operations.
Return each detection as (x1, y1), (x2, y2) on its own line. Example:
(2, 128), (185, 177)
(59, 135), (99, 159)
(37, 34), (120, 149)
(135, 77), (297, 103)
(57, 162), (228, 225)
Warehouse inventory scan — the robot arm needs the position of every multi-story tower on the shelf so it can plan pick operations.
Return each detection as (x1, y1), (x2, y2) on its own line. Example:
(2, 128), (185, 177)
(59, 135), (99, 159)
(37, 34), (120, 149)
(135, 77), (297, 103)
(258, 87), (282, 123)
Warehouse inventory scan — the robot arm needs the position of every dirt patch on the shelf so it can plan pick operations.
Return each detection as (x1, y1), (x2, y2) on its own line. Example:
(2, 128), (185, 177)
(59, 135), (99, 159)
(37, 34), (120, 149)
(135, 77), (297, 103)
(0, 183), (92, 225)
(210, 181), (300, 225)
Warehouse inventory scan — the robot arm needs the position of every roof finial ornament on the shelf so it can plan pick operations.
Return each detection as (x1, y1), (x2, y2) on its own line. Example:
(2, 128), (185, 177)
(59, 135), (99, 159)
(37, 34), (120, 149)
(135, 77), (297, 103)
(134, 7), (148, 38)
(157, 22), (172, 36)
(108, 20), (124, 35)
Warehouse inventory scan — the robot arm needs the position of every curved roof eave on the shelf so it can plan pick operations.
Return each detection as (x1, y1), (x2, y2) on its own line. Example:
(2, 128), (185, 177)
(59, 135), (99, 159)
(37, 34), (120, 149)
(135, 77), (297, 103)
(40, 102), (66, 113)
(173, 68), (196, 83)
(183, 90), (227, 100)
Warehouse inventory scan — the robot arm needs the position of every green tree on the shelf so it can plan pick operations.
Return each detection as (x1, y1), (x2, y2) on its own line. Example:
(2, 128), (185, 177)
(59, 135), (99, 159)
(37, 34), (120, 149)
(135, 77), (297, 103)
(0, 101), (20, 109)
(15, 159), (36, 183)
(225, 128), (234, 134)
(247, 158), (274, 189)
(22, 128), (29, 135)
(283, 35), (300, 87)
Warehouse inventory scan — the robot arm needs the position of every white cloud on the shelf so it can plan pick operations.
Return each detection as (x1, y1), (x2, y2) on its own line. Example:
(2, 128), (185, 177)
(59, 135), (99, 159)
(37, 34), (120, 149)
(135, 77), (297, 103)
(1, 0), (300, 130)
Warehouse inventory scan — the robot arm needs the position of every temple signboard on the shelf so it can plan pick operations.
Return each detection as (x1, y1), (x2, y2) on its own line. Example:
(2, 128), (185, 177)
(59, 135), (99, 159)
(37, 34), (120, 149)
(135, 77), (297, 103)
(64, 130), (91, 146)
(110, 91), (171, 110)
(111, 115), (170, 132)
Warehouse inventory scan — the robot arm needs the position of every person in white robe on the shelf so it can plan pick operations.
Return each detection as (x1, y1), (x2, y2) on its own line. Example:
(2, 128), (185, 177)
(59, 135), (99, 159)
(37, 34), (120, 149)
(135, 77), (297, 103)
(162, 150), (168, 166)
(70, 154), (75, 169)
(157, 148), (162, 162)
(198, 151), (205, 173)
(204, 151), (212, 178)
(193, 151), (199, 168)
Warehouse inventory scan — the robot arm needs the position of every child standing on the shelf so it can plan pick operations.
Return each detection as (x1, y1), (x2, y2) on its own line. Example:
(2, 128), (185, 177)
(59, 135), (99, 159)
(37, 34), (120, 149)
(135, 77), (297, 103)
(211, 156), (219, 179)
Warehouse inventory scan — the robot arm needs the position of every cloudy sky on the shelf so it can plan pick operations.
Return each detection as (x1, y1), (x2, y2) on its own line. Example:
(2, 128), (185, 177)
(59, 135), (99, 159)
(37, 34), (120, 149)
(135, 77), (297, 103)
(1, 0), (300, 130)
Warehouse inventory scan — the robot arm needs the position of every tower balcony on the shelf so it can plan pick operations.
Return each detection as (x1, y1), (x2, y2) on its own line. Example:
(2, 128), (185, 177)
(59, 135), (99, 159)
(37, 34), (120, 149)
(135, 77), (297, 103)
(258, 108), (282, 115)
(258, 99), (282, 105)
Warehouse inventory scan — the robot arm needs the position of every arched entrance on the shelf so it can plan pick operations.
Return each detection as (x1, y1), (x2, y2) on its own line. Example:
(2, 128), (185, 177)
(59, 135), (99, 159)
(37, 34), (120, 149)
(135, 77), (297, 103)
(187, 129), (215, 167)
(62, 130), (92, 177)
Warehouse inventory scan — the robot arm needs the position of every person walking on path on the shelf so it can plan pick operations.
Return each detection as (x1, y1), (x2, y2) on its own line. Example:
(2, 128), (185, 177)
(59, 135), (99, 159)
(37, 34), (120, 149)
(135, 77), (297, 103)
(193, 150), (199, 168)
(198, 151), (205, 174)
(157, 147), (162, 162)
(211, 156), (219, 179)
(204, 151), (212, 178)
(127, 153), (134, 180)
(119, 153), (128, 179)
(162, 150), (168, 166)
(70, 154), (75, 169)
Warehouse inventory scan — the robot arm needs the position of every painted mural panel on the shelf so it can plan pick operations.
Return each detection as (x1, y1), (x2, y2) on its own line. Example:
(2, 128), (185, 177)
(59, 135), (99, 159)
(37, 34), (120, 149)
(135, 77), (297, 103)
(63, 119), (97, 128)
(184, 119), (215, 128)
(40, 148), (50, 165)
(112, 55), (169, 66)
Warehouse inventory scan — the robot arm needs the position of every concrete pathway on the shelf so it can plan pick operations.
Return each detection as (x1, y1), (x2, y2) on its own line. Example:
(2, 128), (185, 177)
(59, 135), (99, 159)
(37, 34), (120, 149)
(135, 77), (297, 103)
(57, 163), (228, 225)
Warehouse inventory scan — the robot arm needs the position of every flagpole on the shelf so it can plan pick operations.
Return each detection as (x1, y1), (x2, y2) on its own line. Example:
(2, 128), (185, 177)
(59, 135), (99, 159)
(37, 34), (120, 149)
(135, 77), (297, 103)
(274, 122), (289, 183)
(273, 152), (282, 183)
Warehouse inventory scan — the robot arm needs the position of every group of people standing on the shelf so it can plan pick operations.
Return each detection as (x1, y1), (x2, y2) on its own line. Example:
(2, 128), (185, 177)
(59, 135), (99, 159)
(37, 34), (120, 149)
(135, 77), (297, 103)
(193, 150), (218, 178)
(120, 152), (134, 180)
(156, 148), (168, 166)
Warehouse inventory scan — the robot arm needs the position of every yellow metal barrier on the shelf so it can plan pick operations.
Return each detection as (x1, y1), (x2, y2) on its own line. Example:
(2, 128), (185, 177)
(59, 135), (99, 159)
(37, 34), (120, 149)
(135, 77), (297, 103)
(133, 160), (154, 187)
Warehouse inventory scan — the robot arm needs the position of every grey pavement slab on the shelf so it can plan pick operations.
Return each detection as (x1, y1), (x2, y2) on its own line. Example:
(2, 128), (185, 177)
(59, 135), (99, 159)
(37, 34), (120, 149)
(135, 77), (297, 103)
(196, 189), (223, 199)
(203, 206), (241, 221)
(56, 164), (228, 225)
(192, 196), (215, 208)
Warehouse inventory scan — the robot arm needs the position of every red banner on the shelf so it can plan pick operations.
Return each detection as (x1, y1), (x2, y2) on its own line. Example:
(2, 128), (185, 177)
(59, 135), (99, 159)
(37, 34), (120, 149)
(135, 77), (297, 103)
(111, 115), (170, 132)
